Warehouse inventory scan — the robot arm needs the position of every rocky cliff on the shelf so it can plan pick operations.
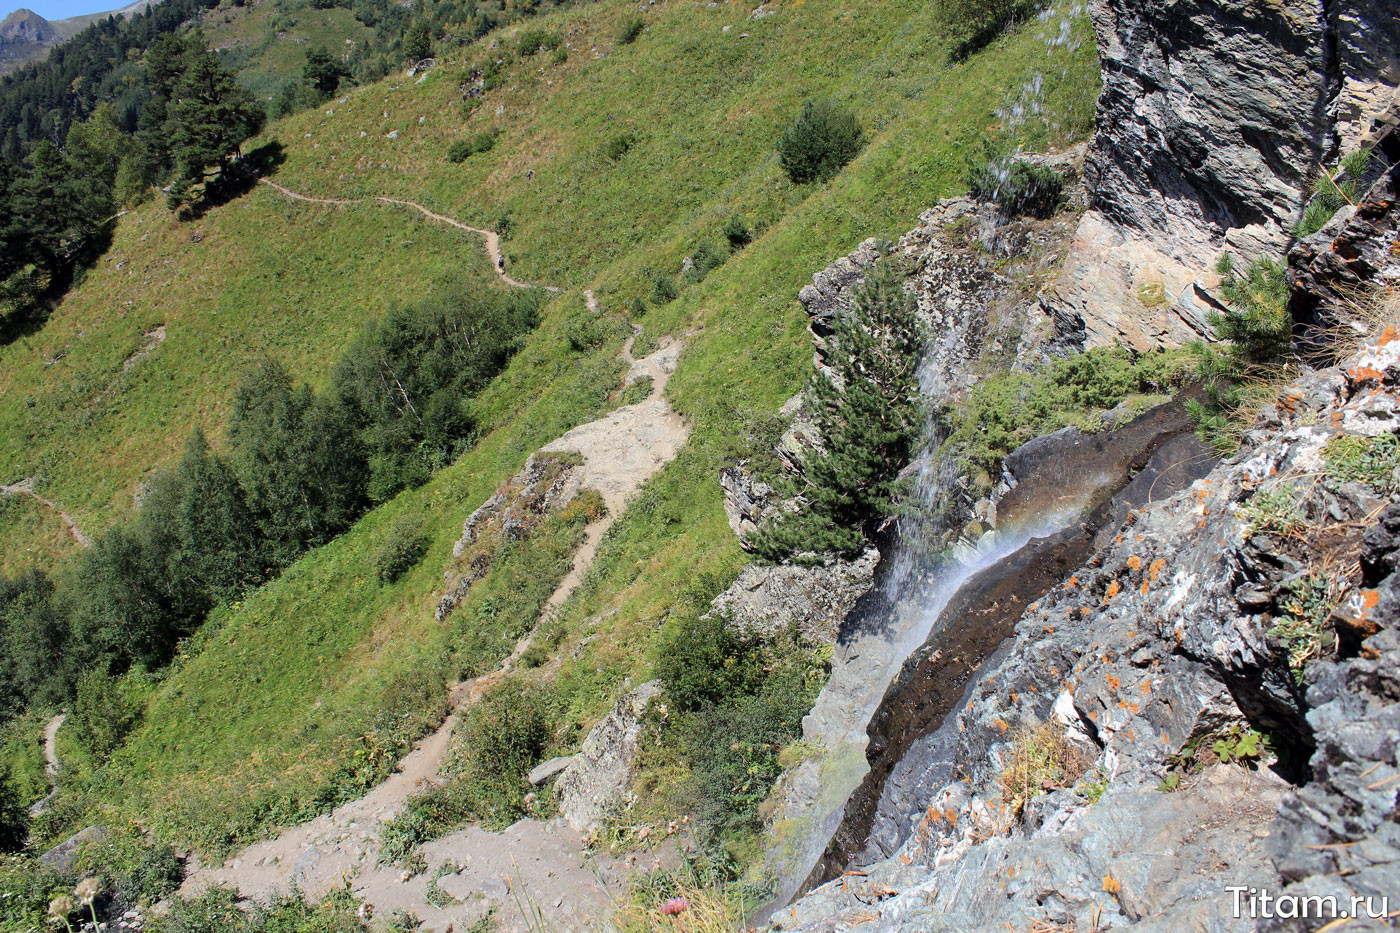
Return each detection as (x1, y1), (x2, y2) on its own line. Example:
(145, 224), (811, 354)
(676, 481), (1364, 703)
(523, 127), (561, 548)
(1046, 0), (1400, 352)
(760, 0), (1400, 929)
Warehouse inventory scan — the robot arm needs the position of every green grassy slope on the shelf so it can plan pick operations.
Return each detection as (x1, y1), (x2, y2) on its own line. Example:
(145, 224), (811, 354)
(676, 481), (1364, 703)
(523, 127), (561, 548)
(200, 0), (375, 100)
(15, 0), (1098, 854)
(0, 189), (497, 571)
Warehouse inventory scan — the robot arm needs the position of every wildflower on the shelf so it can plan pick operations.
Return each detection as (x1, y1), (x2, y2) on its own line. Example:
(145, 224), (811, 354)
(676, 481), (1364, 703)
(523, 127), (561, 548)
(48, 895), (76, 931)
(659, 897), (689, 916)
(74, 878), (100, 905)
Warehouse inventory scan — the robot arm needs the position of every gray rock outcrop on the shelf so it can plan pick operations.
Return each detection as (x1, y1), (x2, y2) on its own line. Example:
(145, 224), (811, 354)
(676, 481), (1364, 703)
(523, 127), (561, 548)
(555, 681), (662, 832)
(775, 332), (1400, 932)
(1045, 0), (1400, 354)
(708, 548), (879, 646)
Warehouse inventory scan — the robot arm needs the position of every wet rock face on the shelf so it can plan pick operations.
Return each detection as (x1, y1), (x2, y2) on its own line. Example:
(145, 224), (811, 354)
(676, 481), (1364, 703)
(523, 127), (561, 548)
(778, 336), (1400, 932)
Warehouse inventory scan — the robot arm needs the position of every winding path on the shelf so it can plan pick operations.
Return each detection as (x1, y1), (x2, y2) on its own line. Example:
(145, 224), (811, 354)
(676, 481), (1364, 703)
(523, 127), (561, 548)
(29, 713), (66, 817)
(180, 293), (690, 931)
(259, 179), (559, 292)
(0, 479), (91, 547)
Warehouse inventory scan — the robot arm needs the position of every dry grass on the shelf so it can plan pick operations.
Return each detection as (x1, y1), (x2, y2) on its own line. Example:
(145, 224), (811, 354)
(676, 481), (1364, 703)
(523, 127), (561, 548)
(609, 883), (752, 933)
(999, 722), (1086, 818)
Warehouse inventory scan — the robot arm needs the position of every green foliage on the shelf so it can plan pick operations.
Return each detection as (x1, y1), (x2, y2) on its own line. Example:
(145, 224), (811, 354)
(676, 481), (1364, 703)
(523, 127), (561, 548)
(0, 764), (26, 851)
(152, 886), (369, 933)
(1212, 255), (1292, 364)
(722, 216), (753, 251)
(753, 258), (925, 559)
(655, 612), (767, 714)
(0, 854), (71, 929)
(1212, 725), (1265, 767)
(933, 0), (1041, 59)
(616, 15), (645, 44)
(603, 132), (639, 162)
(446, 131), (498, 163)
(380, 682), (550, 860)
(73, 827), (184, 910)
(1294, 148), (1374, 237)
(649, 270), (679, 305)
(775, 99), (864, 185)
(403, 21), (433, 63)
(1323, 433), (1400, 492)
(1269, 573), (1340, 680)
(516, 28), (562, 56)
(72, 669), (142, 765)
(1240, 483), (1302, 537)
(562, 307), (621, 352)
(945, 347), (1188, 478)
(966, 145), (1064, 218)
(372, 518), (429, 584)
(0, 571), (66, 718)
(682, 241), (727, 285)
(621, 376), (653, 406)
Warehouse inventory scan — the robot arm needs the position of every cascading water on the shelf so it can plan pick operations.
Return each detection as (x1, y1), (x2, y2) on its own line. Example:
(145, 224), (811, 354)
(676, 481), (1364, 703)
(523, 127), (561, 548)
(754, 4), (1160, 914)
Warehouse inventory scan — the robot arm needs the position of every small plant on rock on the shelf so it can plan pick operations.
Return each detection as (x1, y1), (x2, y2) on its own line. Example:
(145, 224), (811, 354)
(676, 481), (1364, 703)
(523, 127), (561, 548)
(1212, 725), (1266, 767)
(1000, 723), (1084, 818)
(1323, 433), (1400, 493)
(1294, 147), (1374, 237)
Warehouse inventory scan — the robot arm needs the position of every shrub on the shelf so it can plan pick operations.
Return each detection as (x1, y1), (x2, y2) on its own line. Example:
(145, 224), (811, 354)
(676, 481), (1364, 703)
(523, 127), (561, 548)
(682, 241), (726, 284)
(966, 153), (1063, 218)
(517, 28), (562, 56)
(403, 21), (432, 63)
(373, 518), (430, 584)
(72, 669), (141, 765)
(552, 47), (568, 65)
(0, 766), (26, 852)
(722, 215), (753, 250)
(446, 131), (497, 163)
(563, 309), (615, 352)
(933, 0), (1042, 60)
(775, 99), (864, 185)
(999, 723), (1083, 817)
(617, 15), (645, 44)
(655, 613), (766, 714)
(649, 270), (679, 305)
(603, 132), (638, 162)
(1324, 433), (1400, 492)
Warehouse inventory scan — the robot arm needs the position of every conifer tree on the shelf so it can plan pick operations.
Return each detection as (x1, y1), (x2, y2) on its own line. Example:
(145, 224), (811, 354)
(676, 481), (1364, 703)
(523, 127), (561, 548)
(754, 257), (925, 560)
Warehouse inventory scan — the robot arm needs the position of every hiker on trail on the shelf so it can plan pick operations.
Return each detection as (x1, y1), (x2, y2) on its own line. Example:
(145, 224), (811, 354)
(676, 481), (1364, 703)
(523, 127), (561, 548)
(498, 256), (505, 271)
(527, 169), (535, 180)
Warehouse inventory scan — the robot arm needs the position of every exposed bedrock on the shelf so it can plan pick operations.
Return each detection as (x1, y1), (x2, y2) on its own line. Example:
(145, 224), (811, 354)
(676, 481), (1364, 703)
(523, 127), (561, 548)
(1045, 0), (1400, 354)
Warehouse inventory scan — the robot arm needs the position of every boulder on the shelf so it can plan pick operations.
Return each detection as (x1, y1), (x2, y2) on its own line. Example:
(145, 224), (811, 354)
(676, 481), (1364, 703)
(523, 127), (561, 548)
(707, 548), (879, 645)
(555, 681), (663, 832)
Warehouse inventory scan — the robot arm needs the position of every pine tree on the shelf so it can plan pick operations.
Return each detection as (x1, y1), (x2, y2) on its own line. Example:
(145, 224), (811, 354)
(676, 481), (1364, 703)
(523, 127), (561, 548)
(754, 257), (925, 560)
(775, 99), (864, 185)
(164, 37), (264, 208)
(303, 48), (348, 98)
(403, 21), (433, 64)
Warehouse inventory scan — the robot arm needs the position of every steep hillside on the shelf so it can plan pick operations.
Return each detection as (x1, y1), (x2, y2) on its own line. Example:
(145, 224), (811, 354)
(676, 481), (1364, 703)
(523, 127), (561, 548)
(0, 0), (1099, 880)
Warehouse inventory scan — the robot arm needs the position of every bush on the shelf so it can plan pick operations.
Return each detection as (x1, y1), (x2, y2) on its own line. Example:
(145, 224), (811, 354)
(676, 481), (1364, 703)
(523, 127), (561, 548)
(966, 153), (1064, 218)
(517, 28), (562, 56)
(373, 518), (430, 584)
(617, 15), (645, 44)
(655, 613), (766, 714)
(775, 99), (864, 185)
(563, 309), (616, 352)
(933, 0), (1042, 60)
(403, 20), (432, 63)
(0, 766), (26, 852)
(722, 215), (753, 250)
(446, 131), (497, 163)
(603, 132), (638, 162)
(682, 241), (726, 284)
(72, 669), (141, 765)
(649, 270), (679, 305)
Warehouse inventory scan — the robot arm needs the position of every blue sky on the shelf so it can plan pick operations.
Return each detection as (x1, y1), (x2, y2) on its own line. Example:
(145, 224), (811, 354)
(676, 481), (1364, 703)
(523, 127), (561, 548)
(5, 0), (122, 21)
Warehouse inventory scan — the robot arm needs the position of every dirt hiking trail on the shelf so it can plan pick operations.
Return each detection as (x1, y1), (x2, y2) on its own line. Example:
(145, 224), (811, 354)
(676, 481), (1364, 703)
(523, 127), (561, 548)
(29, 713), (66, 817)
(1, 479), (91, 547)
(180, 296), (690, 932)
(259, 179), (558, 292)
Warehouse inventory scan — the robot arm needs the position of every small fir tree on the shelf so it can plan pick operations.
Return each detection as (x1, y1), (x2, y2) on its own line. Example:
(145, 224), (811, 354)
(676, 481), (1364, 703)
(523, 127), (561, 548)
(754, 256), (925, 559)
